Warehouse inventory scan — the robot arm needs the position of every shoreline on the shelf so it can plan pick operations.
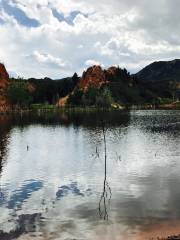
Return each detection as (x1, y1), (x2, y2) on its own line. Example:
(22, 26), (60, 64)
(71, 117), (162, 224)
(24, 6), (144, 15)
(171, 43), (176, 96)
(1, 105), (180, 115)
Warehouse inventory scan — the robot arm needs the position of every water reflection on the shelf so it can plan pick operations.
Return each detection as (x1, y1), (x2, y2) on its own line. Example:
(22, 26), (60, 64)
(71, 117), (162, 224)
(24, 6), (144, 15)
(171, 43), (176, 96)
(7, 180), (43, 209)
(0, 213), (42, 240)
(56, 182), (85, 199)
(99, 121), (112, 220)
(0, 110), (179, 239)
(0, 115), (11, 174)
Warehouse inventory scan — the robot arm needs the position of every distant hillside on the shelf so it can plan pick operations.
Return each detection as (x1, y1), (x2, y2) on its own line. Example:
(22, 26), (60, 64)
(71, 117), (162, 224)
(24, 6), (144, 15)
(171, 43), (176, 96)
(136, 59), (180, 83)
(133, 59), (180, 99)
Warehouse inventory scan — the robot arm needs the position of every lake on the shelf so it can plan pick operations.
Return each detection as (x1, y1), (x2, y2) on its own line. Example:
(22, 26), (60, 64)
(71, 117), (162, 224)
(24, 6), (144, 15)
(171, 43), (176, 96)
(0, 110), (180, 240)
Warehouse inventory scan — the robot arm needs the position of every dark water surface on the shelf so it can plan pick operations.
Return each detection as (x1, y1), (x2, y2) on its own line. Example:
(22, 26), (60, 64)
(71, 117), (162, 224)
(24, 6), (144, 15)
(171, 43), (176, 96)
(0, 110), (180, 240)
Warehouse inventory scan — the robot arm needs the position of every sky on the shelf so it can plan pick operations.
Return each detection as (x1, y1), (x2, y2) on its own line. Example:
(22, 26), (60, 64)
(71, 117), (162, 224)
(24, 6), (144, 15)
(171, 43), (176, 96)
(0, 0), (180, 79)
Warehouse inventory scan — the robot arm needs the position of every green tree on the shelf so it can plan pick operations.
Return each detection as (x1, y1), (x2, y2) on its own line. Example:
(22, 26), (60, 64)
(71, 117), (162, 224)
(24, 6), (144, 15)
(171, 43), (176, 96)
(67, 87), (84, 106)
(8, 80), (33, 108)
(82, 87), (99, 106)
(169, 80), (178, 102)
(95, 88), (113, 108)
(72, 72), (79, 86)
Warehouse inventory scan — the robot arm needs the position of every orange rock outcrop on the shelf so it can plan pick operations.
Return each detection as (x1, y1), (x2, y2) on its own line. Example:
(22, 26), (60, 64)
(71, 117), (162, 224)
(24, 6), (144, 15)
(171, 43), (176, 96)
(0, 63), (10, 112)
(79, 65), (131, 90)
(79, 65), (107, 90)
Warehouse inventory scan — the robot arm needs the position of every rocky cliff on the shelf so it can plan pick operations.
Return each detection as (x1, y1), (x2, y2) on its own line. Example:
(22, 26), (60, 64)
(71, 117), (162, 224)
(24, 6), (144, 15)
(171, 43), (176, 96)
(79, 65), (133, 90)
(79, 65), (107, 89)
(0, 63), (10, 112)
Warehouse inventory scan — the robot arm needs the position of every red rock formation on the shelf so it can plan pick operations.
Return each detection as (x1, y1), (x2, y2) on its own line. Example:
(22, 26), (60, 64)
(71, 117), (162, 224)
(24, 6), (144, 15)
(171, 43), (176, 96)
(0, 63), (10, 112)
(79, 65), (107, 90)
(105, 66), (119, 78)
(58, 65), (134, 105)
(79, 65), (132, 90)
(57, 95), (69, 107)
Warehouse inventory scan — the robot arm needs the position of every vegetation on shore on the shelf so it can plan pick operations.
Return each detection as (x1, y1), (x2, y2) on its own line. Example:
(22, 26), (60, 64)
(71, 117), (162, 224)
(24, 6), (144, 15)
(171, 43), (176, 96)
(1, 61), (180, 112)
(7, 76), (180, 111)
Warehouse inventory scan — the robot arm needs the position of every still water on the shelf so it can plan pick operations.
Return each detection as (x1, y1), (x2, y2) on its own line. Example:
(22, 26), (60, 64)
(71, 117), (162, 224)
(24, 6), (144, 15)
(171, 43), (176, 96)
(0, 110), (180, 240)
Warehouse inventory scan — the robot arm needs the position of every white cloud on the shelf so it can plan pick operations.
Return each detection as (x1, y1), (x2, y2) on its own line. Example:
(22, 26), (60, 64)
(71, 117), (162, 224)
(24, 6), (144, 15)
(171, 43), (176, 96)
(0, 0), (180, 78)
(85, 59), (104, 67)
(32, 51), (67, 67)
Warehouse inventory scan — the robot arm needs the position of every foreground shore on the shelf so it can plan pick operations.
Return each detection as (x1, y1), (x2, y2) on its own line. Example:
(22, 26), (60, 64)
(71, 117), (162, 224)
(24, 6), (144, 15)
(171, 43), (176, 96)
(0, 102), (180, 115)
(163, 236), (180, 240)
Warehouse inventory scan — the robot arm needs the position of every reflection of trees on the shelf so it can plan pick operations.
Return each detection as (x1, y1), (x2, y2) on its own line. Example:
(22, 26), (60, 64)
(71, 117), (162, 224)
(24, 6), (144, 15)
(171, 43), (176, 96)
(7, 111), (130, 129)
(169, 80), (178, 102)
(99, 121), (112, 220)
(0, 115), (11, 175)
(0, 213), (42, 240)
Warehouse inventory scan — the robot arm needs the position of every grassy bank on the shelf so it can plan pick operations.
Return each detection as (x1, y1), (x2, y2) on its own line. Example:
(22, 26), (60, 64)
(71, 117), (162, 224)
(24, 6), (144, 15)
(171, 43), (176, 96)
(30, 101), (180, 111)
(1, 102), (180, 115)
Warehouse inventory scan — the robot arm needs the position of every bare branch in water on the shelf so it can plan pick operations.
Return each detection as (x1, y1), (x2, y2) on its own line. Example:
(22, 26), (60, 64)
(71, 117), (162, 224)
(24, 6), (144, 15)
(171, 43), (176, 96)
(99, 120), (112, 220)
(116, 151), (121, 162)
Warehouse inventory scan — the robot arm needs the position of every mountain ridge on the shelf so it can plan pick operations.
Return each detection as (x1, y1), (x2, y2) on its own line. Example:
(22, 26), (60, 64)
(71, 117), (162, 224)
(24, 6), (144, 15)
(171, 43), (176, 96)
(136, 59), (180, 83)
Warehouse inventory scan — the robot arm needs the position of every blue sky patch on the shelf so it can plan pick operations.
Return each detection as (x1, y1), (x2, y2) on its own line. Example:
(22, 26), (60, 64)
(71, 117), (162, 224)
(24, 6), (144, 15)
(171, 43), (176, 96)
(52, 9), (88, 26)
(0, 17), (4, 24)
(7, 180), (43, 209)
(1, 0), (40, 27)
